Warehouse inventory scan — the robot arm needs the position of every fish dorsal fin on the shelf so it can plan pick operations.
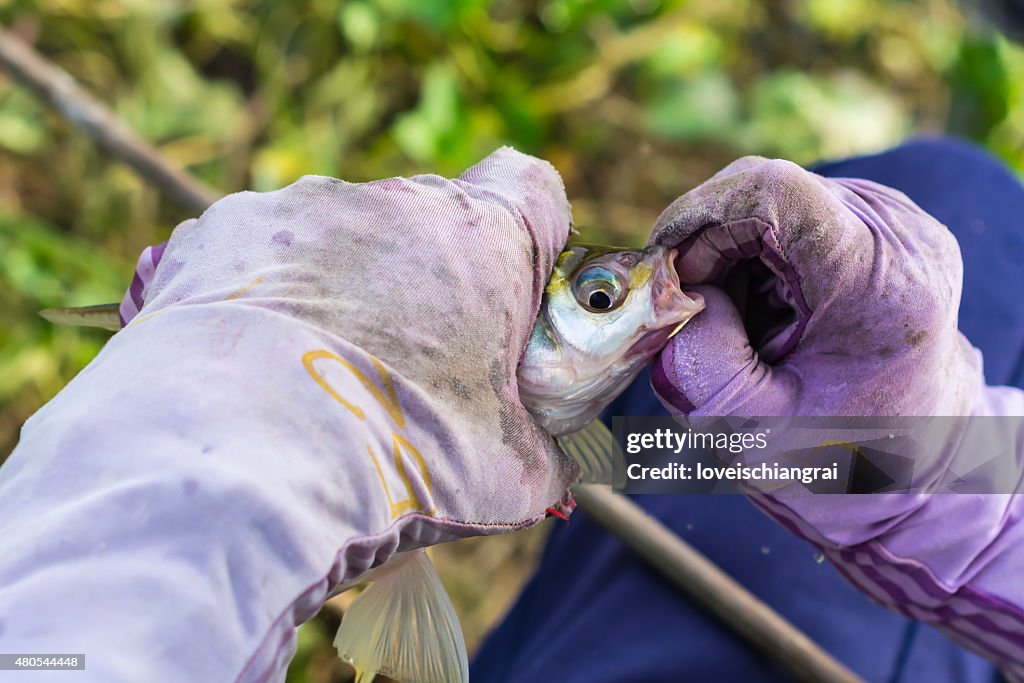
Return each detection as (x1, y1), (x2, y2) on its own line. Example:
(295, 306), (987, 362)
(334, 548), (468, 683)
(39, 303), (121, 331)
(556, 419), (623, 486)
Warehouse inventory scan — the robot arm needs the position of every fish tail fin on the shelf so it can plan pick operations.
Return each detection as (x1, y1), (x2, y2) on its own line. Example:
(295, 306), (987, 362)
(39, 303), (121, 331)
(556, 419), (624, 486)
(334, 548), (468, 683)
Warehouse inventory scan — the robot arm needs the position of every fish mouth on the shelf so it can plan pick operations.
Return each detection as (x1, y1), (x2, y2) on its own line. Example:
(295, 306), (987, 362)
(623, 248), (705, 361)
(651, 247), (704, 328)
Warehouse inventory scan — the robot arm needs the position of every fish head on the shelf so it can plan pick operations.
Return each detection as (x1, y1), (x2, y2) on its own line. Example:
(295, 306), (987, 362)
(518, 244), (704, 435)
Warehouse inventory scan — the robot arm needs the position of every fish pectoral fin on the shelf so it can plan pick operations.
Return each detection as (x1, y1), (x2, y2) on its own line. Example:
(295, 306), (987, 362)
(39, 303), (121, 331)
(556, 419), (624, 486)
(334, 548), (469, 683)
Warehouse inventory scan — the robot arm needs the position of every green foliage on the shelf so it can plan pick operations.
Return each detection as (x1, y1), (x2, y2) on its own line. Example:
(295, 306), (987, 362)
(1, 0), (1024, 677)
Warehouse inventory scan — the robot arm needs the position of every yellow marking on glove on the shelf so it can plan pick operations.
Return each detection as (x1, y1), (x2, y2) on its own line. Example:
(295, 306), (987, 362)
(302, 350), (405, 428)
(226, 276), (264, 300)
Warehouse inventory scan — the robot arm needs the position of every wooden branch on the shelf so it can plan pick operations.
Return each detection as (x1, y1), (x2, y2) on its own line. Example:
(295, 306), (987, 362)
(574, 485), (865, 683)
(0, 29), (220, 215)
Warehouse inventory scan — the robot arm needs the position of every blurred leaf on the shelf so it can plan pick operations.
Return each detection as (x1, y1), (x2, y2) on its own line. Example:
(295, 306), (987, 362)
(742, 70), (908, 162)
(645, 71), (740, 142)
(0, 212), (128, 305)
(339, 2), (380, 51)
(643, 22), (723, 77)
(948, 34), (1012, 140)
(0, 91), (46, 155)
(393, 62), (468, 167)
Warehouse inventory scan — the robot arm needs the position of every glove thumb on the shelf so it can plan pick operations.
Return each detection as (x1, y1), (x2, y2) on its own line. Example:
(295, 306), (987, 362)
(650, 285), (796, 416)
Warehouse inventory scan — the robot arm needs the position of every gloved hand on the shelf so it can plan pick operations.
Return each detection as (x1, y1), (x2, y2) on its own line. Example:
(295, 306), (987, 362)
(645, 156), (1024, 681)
(0, 148), (577, 682)
(647, 156), (984, 418)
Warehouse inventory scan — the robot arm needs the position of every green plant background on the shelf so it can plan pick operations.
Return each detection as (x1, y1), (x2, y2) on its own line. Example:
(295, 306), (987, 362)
(1, 1), (1023, 680)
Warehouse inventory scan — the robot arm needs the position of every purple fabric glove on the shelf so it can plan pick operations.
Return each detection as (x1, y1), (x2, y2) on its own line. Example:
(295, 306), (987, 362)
(0, 148), (577, 682)
(648, 157), (1024, 680)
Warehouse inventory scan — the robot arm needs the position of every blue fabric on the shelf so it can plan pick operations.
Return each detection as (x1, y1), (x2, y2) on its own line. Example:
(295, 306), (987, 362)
(472, 137), (1024, 683)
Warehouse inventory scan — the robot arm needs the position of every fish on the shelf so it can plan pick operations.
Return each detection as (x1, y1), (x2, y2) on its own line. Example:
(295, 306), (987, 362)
(334, 244), (703, 683)
(519, 244), (704, 437)
(38, 243), (703, 683)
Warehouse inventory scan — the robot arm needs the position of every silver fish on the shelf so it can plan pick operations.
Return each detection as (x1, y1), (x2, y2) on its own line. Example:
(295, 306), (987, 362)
(337, 245), (703, 683)
(519, 244), (704, 435)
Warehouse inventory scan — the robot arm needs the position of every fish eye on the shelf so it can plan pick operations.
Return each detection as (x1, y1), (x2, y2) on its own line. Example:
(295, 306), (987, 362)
(573, 265), (627, 313)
